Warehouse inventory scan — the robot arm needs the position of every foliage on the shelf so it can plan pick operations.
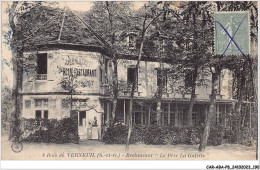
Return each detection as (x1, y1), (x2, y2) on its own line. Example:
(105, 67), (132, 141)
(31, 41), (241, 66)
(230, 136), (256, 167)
(102, 123), (128, 144)
(1, 87), (13, 134)
(22, 118), (79, 144)
(103, 124), (226, 146)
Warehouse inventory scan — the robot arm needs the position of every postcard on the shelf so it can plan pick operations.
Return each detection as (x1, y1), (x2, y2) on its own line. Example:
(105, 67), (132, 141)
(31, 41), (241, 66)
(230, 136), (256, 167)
(1, 1), (258, 163)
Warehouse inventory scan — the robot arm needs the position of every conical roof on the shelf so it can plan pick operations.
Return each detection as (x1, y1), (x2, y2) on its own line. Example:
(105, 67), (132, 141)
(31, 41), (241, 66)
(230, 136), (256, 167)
(22, 6), (105, 50)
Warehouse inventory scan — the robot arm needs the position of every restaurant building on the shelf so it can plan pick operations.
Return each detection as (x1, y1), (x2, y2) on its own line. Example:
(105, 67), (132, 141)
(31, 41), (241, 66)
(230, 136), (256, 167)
(20, 8), (236, 140)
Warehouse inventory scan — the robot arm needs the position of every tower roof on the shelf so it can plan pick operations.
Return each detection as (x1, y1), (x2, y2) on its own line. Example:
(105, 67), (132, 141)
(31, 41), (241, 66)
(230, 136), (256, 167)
(22, 6), (106, 50)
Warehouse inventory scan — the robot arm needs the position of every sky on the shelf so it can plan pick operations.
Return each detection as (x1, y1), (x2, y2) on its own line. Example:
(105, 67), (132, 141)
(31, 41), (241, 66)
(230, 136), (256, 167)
(62, 1), (146, 11)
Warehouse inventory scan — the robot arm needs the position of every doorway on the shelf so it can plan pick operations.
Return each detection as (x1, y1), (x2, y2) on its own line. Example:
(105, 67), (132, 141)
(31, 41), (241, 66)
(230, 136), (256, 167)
(78, 111), (88, 139)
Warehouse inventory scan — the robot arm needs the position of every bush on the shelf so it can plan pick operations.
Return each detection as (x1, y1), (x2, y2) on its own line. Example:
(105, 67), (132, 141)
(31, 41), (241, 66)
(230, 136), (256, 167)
(102, 125), (226, 146)
(239, 128), (253, 146)
(22, 118), (79, 144)
(102, 123), (128, 144)
(208, 125), (223, 146)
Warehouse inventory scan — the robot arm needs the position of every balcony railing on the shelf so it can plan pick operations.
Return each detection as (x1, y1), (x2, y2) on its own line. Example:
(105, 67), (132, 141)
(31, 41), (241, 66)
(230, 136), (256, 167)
(36, 74), (47, 80)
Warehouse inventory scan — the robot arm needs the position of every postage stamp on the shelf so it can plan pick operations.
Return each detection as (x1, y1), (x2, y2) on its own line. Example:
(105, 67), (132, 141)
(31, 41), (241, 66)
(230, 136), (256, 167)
(214, 11), (250, 55)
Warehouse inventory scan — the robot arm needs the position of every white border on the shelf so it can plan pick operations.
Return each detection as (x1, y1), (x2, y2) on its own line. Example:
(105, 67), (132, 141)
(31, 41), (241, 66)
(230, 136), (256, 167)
(1, 0), (259, 170)
(1, 160), (260, 169)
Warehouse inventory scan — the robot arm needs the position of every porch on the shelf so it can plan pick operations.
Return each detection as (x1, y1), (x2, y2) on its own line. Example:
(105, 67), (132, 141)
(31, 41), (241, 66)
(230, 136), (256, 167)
(102, 98), (235, 127)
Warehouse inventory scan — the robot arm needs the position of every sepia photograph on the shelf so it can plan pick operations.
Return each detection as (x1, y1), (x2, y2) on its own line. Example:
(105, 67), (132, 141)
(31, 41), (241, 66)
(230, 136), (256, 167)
(0, 0), (258, 165)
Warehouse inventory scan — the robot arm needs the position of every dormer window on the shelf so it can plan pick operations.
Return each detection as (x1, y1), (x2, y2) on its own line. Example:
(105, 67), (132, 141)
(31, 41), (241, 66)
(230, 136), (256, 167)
(129, 34), (135, 48)
(36, 53), (47, 80)
(127, 32), (137, 49)
(159, 35), (167, 53)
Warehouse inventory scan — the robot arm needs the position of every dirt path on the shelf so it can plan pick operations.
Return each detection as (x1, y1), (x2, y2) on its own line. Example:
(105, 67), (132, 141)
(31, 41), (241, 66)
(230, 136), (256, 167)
(1, 136), (256, 160)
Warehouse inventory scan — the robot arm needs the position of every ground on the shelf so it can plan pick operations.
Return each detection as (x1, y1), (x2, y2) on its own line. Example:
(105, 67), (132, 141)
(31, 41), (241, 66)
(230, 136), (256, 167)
(1, 135), (257, 160)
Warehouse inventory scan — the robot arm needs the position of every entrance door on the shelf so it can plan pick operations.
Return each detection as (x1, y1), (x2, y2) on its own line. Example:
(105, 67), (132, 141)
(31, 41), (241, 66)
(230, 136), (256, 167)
(78, 111), (87, 139)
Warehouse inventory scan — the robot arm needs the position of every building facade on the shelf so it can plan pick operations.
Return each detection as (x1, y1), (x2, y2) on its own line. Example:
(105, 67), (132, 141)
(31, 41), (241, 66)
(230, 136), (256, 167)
(21, 44), (235, 140)
(19, 6), (238, 140)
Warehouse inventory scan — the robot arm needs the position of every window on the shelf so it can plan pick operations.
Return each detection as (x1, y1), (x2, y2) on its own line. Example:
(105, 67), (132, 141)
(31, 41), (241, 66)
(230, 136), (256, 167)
(192, 113), (202, 126)
(43, 99), (48, 107)
(128, 34), (136, 48)
(35, 99), (48, 108)
(160, 39), (166, 53)
(62, 99), (70, 107)
(162, 103), (168, 125)
(35, 110), (49, 119)
(157, 69), (167, 90)
(184, 70), (194, 93)
(44, 110), (48, 119)
(170, 112), (175, 125)
(170, 104), (176, 126)
(134, 112), (142, 125)
(127, 67), (138, 86)
(133, 112), (145, 126)
(163, 111), (168, 125)
(35, 110), (41, 119)
(25, 100), (31, 108)
(35, 99), (42, 107)
(36, 53), (47, 80)
(49, 99), (56, 108)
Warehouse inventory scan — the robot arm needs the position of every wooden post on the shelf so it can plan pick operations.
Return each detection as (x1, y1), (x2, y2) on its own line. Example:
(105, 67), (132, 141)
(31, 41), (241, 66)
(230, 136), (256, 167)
(106, 101), (110, 123)
(249, 103), (252, 130)
(133, 111), (135, 126)
(224, 103), (226, 128)
(102, 101), (105, 125)
(145, 109), (147, 126)
(217, 103), (219, 124)
(168, 102), (170, 125)
(141, 112), (143, 126)
(123, 100), (126, 124)
(77, 111), (80, 126)
(148, 107), (151, 126)
(175, 103), (178, 127)
(162, 109), (164, 126)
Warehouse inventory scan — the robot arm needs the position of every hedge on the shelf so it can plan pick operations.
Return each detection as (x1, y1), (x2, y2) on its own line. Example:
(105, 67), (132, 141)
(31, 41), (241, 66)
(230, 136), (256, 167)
(21, 118), (79, 144)
(103, 124), (222, 145)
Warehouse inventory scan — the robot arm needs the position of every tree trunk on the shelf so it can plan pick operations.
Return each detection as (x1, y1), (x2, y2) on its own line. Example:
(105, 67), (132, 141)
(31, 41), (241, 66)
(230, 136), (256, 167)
(111, 59), (118, 125)
(156, 61), (164, 126)
(199, 68), (219, 151)
(126, 35), (144, 151)
(125, 7), (164, 151)
(156, 101), (162, 126)
(10, 49), (23, 140)
(9, 2), (23, 140)
(250, 57), (258, 160)
(235, 61), (247, 143)
(187, 67), (198, 126)
(126, 93), (133, 151)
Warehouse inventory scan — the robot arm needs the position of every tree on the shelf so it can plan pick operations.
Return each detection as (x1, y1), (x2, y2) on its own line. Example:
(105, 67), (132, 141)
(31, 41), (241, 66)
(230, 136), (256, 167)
(85, 2), (134, 125)
(6, 1), (59, 139)
(177, 2), (215, 126)
(199, 1), (258, 151)
(199, 58), (221, 151)
(126, 2), (169, 150)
